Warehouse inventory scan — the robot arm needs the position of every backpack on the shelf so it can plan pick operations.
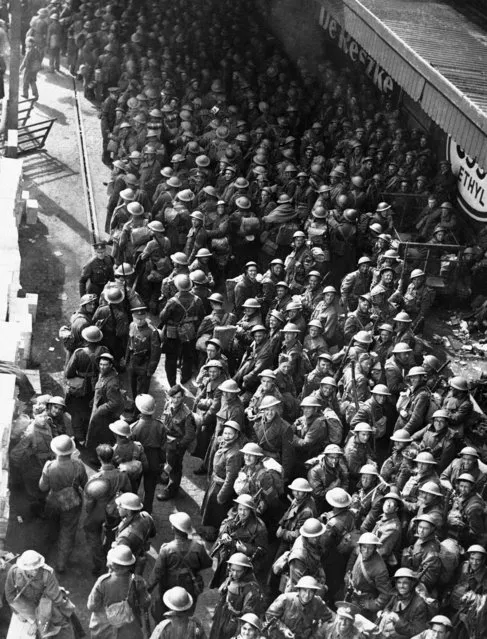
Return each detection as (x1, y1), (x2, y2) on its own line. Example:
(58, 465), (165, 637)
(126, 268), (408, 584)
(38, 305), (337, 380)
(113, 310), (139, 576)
(225, 274), (244, 308)
(276, 221), (299, 246)
(438, 538), (462, 586)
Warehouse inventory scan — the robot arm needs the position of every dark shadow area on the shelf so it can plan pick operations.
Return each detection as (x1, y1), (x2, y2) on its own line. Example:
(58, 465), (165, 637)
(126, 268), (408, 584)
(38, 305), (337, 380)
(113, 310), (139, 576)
(35, 101), (68, 126)
(22, 151), (78, 183)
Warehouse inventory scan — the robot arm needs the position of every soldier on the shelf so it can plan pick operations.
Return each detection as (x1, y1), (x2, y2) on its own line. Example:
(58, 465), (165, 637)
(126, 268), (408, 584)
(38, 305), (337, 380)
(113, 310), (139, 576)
(381, 430), (416, 489)
(130, 394), (165, 513)
(403, 269), (435, 327)
(442, 376), (474, 438)
(83, 444), (131, 576)
(60, 293), (98, 358)
(410, 617), (454, 639)
(253, 396), (294, 483)
(345, 532), (392, 618)
(86, 352), (124, 453)
(449, 545), (487, 638)
(234, 325), (274, 393)
(385, 342), (411, 405)
(150, 587), (207, 639)
(395, 366), (431, 436)
(440, 446), (487, 495)
(156, 384), (196, 501)
(446, 473), (486, 548)
(87, 545), (151, 638)
(149, 511), (211, 621)
(79, 241), (114, 297)
(286, 518), (328, 594)
(275, 478), (317, 561)
(379, 568), (429, 639)
(291, 396), (329, 475)
(371, 492), (403, 566)
(307, 445), (349, 512)
(401, 513), (442, 595)
(38, 434), (88, 573)
(350, 383), (390, 440)
(100, 87), (119, 165)
(211, 493), (268, 587)
(125, 305), (161, 399)
(5, 550), (77, 639)
(265, 576), (332, 639)
(341, 256), (373, 311)
(159, 273), (205, 386)
(344, 423), (376, 486)
(113, 492), (156, 574)
(92, 284), (131, 366)
(412, 409), (459, 472)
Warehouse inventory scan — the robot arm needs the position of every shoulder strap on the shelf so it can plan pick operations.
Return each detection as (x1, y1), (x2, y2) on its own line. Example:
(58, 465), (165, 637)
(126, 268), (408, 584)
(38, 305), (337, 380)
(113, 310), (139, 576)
(358, 555), (375, 586)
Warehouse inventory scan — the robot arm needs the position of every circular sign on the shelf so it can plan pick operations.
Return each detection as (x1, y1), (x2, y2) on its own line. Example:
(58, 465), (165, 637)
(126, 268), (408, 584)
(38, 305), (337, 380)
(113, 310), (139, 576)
(447, 137), (487, 222)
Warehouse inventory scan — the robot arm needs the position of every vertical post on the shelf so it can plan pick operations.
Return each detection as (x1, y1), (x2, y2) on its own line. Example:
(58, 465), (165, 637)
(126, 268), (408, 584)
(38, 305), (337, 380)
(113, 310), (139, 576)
(6, 1), (22, 158)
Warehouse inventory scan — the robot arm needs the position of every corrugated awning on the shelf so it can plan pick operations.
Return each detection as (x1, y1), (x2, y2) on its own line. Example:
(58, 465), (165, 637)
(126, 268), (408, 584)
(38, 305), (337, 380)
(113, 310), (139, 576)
(318, 0), (487, 169)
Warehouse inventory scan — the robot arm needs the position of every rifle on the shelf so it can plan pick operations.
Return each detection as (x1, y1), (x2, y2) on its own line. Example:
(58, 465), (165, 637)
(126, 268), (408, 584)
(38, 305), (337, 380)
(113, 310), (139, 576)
(334, 335), (355, 382)
(350, 360), (360, 413)
(398, 242), (408, 294)
(431, 359), (451, 392)
(411, 313), (424, 334)
(210, 516), (243, 558)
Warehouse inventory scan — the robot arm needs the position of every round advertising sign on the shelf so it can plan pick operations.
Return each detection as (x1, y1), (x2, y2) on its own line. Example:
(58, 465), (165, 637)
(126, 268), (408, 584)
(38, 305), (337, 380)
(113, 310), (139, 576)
(447, 137), (487, 222)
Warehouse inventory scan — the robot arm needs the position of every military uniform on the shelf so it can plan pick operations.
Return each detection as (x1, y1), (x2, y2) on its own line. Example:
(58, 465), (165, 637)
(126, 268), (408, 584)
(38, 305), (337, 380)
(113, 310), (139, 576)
(346, 549), (392, 613)
(291, 414), (329, 473)
(253, 414), (294, 483)
(160, 401), (196, 498)
(395, 383), (431, 435)
(266, 591), (332, 639)
(79, 254), (114, 297)
(39, 455), (88, 572)
(131, 414), (166, 512)
(308, 458), (350, 512)
(382, 591), (429, 639)
(287, 534), (327, 592)
(114, 510), (156, 573)
(209, 573), (263, 639)
(401, 533), (441, 593)
(403, 283), (435, 322)
(86, 368), (124, 450)
(446, 491), (486, 548)
(148, 536), (212, 620)
(126, 319), (161, 398)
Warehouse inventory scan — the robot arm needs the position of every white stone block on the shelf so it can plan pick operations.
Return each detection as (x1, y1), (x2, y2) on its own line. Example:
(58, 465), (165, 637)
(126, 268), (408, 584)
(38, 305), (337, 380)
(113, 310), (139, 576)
(26, 199), (39, 225)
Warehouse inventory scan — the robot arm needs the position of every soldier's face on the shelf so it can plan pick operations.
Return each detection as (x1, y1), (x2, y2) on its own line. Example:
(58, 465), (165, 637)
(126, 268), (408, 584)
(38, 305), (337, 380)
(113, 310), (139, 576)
(336, 617), (353, 633)
(457, 481), (472, 497)
(170, 392), (184, 410)
(302, 407), (315, 419)
(326, 454), (339, 467)
(357, 432), (370, 444)
(279, 361), (291, 375)
(461, 455), (475, 470)
(359, 544), (375, 560)
(373, 393), (386, 406)
(244, 453), (258, 467)
(228, 565), (245, 580)
(358, 299), (370, 313)
(416, 522), (433, 539)
(237, 505), (251, 522)
(262, 407), (277, 422)
(469, 553), (485, 571)
(261, 378), (273, 391)
(222, 426), (238, 442)
(95, 247), (106, 258)
(134, 315), (146, 327)
(207, 367), (219, 381)
(433, 417), (446, 432)
(206, 345), (217, 359)
(395, 577), (413, 596)
(297, 588), (315, 605)
(383, 498), (398, 515)
(429, 624), (448, 639)
(308, 326), (320, 338)
(99, 360), (112, 375)
(240, 622), (258, 639)
(292, 489), (306, 501)
(85, 302), (96, 314)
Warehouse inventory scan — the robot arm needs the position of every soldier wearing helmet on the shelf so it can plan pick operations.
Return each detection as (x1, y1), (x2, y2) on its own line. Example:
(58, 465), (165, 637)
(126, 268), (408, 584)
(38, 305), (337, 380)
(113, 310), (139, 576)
(441, 376), (474, 438)
(60, 293), (99, 358)
(210, 552), (263, 639)
(159, 273), (205, 386)
(440, 446), (487, 495)
(380, 568), (429, 638)
(125, 305), (161, 399)
(395, 366), (431, 436)
(384, 342), (411, 404)
(449, 545), (487, 636)
(344, 424), (376, 486)
(380, 430), (417, 489)
(92, 284), (132, 366)
(410, 409), (458, 472)
(79, 241), (115, 298)
(233, 262), (262, 318)
(233, 321), (273, 394)
(403, 268), (435, 327)
(446, 473), (486, 547)
(65, 325), (107, 444)
(350, 384), (390, 439)
(328, 205), (358, 285)
(211, 494), (268, 588)
(310, 286), (339, 346)
(401, 514), (442, 594)
(291, 397), (330, 475)
(341, 257), (373, 312)
(83, 444), (131, 576)
(265, 575), (332, 639)
(345, 532), (392, 615)
(113, 492), (156, 574)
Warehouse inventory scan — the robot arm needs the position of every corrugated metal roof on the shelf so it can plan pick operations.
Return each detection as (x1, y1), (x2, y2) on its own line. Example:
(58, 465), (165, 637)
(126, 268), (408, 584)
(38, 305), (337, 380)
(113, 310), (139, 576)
(319, 0), (487, 169)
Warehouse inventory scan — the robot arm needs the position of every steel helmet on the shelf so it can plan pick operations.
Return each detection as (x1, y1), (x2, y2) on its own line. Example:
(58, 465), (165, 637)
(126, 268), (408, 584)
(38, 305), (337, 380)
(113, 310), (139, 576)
(384, 249), (399, 259)
(456, 472), (475, 484)
(80, 324), (103, 343)
(354, 330), (373, 345)
(85, 478), (110, 499)
(358, 532), (381, 545)
(208, 293), (224, 304)
(174, 274), (192, 292)
(381, 491), (403, 506)
(324, 444), (343, 455)
(276, 281), (290, 290)
(293, 230), (306, 239)
(428, 616), (452, 629)
(359, 463), (379, 475)
(467, 545), (487, 554)
(376, 202), (391, 212)
(295, 576), (321, 590)
(258, 369), (276, 380)
(323, 285), (337, 294)
(432, 409), (450, 420)
(414, 451), (437, 465)
(105, 286), (125, 304)
(259, 395), (282, 409)
(116, 492), (143, 510)
(190, 269), (209, 285)
(307, 319), (323, 330)
(171, 251), (189, 265)
(115, 262), (135, 277)
(227, 553), (253, 568)
(320, 376), (337, 387)
(242, 298), (261, 309)
(370, 284), (386, 296)
(135, 394), (155, 415)
(240, 442), (264, 457)
(393, 567), (418, 580)
(169, 512), (193, 534)
(369, 223), (383, 234)
(286, 301), (303, 312)
(218, 380), (240, 393)
(239, 613), (262, 631)
(288, 478), (313, 493)
(234, 494), (256, 510)
(80, 293), (98, 307)
(410, 268), (425, 279)
(378, 323), (394, 332)
(163, 586), (193, 612)
(300, 518), (326, 537)
(109, 419), (131, 438)
(393, 311), (412, 323)
(107, 545), (135, 566)
(127, 202), (145, 217)
(17, 550), (45, 571)
(343, 208), (358, 223)
(281, 322), (301, 333)
(354, 422), (374, 433)
(148, 221), (165, 233)
(50, 434), (76, 456)
(300, 396), (322, 409)
(423, 355), (440, 371)
(449, 376), (468, 391)
(372, 384), (391, 396)
(358, 256), (372, 265)
(326, 487), (352, 509)
(120, 188), (135, 201)
(419, 481), (443, 497)
(460, 446), (480, 458)
(223, 420), (242, 433)
(390, 429), (412, 443)
(250, 325), (267, 334)
(176, 189), (195, 202)
(317, 352), (333, 361)
(407, 366), (427, 377)
(236, 196), (251, 210)
(196, 248), (212, 258)
(392, 342), (412, 354)
(47, 396), (66, 408)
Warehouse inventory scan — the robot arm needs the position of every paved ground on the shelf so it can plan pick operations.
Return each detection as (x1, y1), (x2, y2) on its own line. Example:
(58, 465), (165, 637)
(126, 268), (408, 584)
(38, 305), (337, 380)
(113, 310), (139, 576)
(3, 62), (217, 635)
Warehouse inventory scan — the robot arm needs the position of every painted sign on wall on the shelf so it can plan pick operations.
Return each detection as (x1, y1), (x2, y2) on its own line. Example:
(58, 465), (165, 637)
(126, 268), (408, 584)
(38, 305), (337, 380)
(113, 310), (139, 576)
(447, 137), (487, 222)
